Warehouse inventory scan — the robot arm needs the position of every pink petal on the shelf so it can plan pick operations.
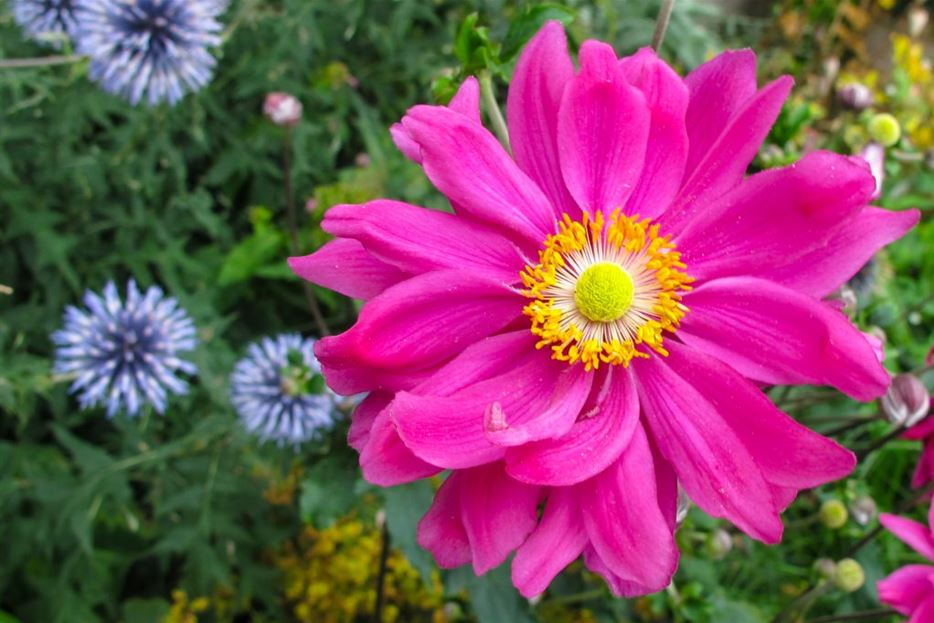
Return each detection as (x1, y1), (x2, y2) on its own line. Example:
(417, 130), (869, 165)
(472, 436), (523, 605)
(507, 20), (577, 220)
(663, 76), (793, 235)
(557, 40), (650, 216)
(680, 276), (889, 400)
(511, 488), (588, 598)
(323, 199), (522, 281)
(878, 565), (934, 616)
(391, 77), (481, 163)
(392, 354), (589, 469)
(650, 435), (680, 531)
(581, 425), (679, 590)
(401, 105), (556, 245)
(316, 270), (520, 374)
(683, 49), (758, 179)
(763, 207), (920, 298)
(417, 474), (471, 568)
(881, 513), (934, 560)
(909, 596), (934, 623)
(348, 391), (391, 451)
(583, 546), (660, 598)
(659, 341), (856, 491)
(505, 366), (639, 486)
(458, 462), (543, 574)
(912, 440), (934, 489)
(635, 349), (783, 543)
(359, 408), (441, 486)
(675, 151), (876, 282)
(288, 239), (409, 301)
(618, 47), (689, 219)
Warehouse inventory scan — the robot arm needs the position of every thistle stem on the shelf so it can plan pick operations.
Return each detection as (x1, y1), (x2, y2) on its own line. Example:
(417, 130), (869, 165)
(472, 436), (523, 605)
(282, 130), (330, 336)
(0, 55), (85, 69)
(479, 72), (511, 153)
(652, 0), (677, 51)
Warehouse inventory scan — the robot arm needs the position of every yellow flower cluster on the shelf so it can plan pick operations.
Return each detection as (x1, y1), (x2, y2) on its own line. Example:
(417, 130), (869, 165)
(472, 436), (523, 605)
(276, 516), (446, 623)
(163, 590), (209, 623)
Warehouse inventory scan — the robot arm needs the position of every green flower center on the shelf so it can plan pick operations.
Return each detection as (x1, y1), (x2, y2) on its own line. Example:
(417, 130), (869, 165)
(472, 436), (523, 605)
(574, 262), (635, 323)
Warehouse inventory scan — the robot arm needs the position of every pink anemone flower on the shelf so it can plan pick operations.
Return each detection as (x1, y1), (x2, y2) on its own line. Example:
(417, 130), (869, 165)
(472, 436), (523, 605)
(878, 504), (934, 621)
(289, 22), (919, 597)
(904, 400), (934, 489)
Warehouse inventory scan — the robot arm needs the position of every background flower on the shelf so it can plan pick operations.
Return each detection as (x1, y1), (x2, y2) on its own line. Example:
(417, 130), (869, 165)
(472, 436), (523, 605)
(230, 334), (336, 444)
(12, 0), (79, 44)
(73, 0), (227, 105)
(52, 280), (197, 416)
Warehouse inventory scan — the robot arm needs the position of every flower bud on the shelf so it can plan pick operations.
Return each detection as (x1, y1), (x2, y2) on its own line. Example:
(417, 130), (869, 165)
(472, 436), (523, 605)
(868, 113), (901, 147)
(908, 6), (929, 38)
(881, 374), (931, 427)
(263, 92), (303, 127)
(814, 558), (837, 579)
(676, 485), (690, 525)
(819, 499), (849, 529)
(838, 83), (873, 110)
(858, 142), (885, 200)
(832, 558), (865, 593)
(849, 496), (877, 526)
(704, 529), (733, 560)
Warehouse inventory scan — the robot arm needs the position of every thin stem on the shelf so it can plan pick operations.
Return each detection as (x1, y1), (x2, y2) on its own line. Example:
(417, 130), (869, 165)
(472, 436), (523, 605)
(479, 72), (511, 153)
(844, 483), (934, 558)
(772, 582), (832, 623)
(0, 55), (85, 69)
(373, 518), (391, 623)
(547, 588), (606, 605)
(282, 131), (330, 336)
(652, 0), (677, 51)
(823, 416), (879, 437)
(808, 608), (897, 622)
(855, 425), (907, 462)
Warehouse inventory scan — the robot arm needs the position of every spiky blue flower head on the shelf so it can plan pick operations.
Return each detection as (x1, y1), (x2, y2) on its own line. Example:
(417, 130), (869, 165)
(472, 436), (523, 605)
(72, 0), (227, 106)
(231, 334), (338, 444)
(12, 0), (79, 45)
(52, 280), (197, 417)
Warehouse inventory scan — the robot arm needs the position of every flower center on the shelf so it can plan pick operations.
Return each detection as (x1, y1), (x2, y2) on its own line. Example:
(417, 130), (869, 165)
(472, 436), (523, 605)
(574, 262), (634, 322)
(520, 210), (693, 371)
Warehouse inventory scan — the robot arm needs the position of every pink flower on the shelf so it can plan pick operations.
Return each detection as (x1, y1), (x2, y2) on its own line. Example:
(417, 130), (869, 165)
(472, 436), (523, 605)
(878, 504), (934, 621)
(290, 23), (919, 596)
(859, 142), (886, 200)
(263, 92), (302, 127)
(904, 399), (934, 489)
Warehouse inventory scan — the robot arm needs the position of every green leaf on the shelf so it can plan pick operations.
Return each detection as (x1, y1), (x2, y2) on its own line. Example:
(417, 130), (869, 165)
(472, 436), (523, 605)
(452, 563), (534, 623)
(501, 4), (576, 62)
(120, 599), (169, 623)
(383, 481), (436, 584)
(299, 453), (360, 528)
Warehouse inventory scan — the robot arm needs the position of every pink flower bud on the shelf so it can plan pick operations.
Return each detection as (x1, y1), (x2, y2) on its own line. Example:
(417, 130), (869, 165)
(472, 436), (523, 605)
(263, 92), (303, 127)
(859, 142), (885, 200)
(838, 83), (874, 111)
(881, 374), (931, 427)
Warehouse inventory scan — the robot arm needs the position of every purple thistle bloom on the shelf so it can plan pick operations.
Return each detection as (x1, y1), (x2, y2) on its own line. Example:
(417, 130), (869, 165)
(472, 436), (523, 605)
(52, 280), (197, 417)
(72, 0), (226, 106)
(231, 335), (337, 444)
(12, 0), (79, 45)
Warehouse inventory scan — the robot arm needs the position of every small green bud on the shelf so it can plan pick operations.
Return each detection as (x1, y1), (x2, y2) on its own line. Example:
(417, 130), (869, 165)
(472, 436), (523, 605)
(703, 529), (733, 560)
(868, 113), (901, 146)
(820, 499), (849, 529)
(833, 558), (865, 593)
(814, 558), (837, 579)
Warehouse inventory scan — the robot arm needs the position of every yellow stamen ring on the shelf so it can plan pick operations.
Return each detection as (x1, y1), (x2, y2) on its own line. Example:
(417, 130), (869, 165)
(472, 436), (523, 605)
(520, 210), (694, 371)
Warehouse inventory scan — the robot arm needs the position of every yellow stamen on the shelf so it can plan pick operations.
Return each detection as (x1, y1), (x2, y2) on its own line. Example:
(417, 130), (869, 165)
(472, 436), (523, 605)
(520, 210), (693, 371)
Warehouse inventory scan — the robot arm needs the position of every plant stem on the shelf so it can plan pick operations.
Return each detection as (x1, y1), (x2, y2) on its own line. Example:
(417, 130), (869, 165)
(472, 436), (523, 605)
(373, 517), (391, 623)
(0, 55), (85, 69)
(808, 608), (897, 622)
(855, 425), (907, 462)
(479, 72), (511, 153)
(773, 582), (832, 623)
(652, 0), (677, 51)
(282, 130), (330, 336)
(844, 483), (934, 558)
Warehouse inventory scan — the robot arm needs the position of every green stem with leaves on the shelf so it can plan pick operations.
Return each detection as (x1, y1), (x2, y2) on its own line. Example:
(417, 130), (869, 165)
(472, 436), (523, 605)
(479, 71), (511, 153)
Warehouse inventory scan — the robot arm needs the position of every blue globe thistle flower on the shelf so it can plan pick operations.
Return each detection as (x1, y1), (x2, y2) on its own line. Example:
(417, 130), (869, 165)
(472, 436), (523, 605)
(12, 0), (79, 45)
(72, 0), (227, 106)
(52, 280), (197, 417)
(231, 334), (338, 444)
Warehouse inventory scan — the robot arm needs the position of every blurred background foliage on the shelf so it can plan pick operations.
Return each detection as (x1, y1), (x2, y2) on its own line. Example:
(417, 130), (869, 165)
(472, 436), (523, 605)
(0, 0), (932, 621)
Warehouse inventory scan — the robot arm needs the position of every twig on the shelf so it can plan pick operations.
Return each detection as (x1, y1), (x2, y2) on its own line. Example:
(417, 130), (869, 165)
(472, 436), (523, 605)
(479, 72), (511, 153)
(373, 517), (391, 623)
(282, 130), (330, 336)
(855, 425), (907, 462)
(0, 55), (85, 69)
(652, 0), (677, 51)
